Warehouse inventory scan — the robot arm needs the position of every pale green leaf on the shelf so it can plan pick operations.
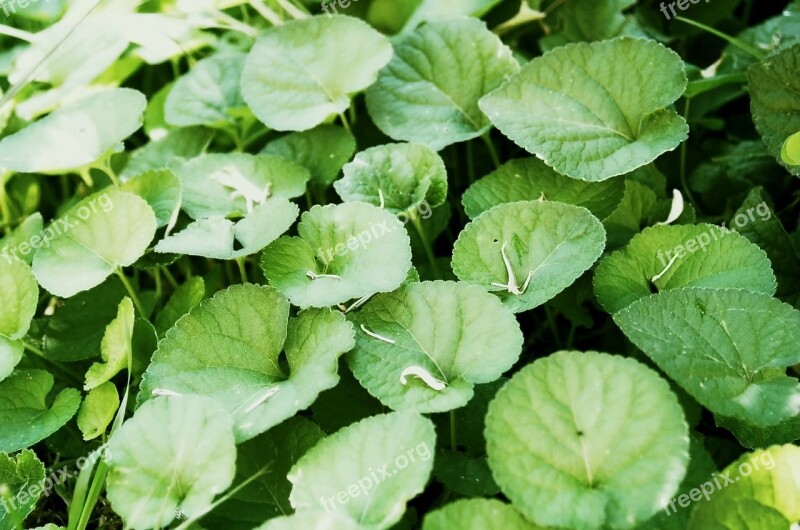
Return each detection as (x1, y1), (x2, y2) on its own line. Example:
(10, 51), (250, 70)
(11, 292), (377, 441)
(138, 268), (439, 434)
(260, 125), (356, 185)
(85, 298), (134, 390)
(0, 257), (37, 341)
(242, 15), (392, 131)
(253, 512), (363, 530)
(106, 395), (237, 529)
(452, 201), (606, 313)
(120, 126), (213, 181)
(615, 288), (800, 427)
(366, 18), (518, 150)
(485, 351), (689, 530)
(154, 277), (205, 336)
(77, 382), (120, 440)
(141, 285), (355, 441)
(594, 224), (777, 313)
(262, 202), (413, 308)
(0, 213), (44, 265)
(479, 37), (688, 181)
(31, 190), (157, 298)
(0, 370), (81, 452)
(422, 498), (542, 530)
(289, 411), (436, 530)
(335, 143), (447, 213)
(120, 169), (182, 228)
(0, 338), (23, 385)
(0, 450), (46, 530)
(348, 281), (523, 412)
(0, 89), (146, 173)
(540, 0), (643, 50)
(462, 157), (625, 220)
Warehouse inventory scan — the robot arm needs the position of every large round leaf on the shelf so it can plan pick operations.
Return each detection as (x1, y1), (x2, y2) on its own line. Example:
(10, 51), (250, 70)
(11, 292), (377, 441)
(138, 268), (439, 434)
(452, 201), (607, 313)
(365, 17), (518, 150)
(462, 157), (625, 220)
(261, 124), (356, 185)
(106, 395), (237, 530)
(140, 285), (355, 441)
(594, 224), (777, 313)
(485, 351), (689, 529)
(0, 89), (146, 173)
(422, 499), (542, 530)
(615, 288), (800, 427)
(261, 202), (413, 308)
(335, 143), (447, 213)
(348, 281), (523, 412)
(0, 370), (81, 452)
(289, 411), (436, 530)
(479, 37), (688, 181)
(242, 15), (392, 131)
(32, 189), (157, 298)
(165, 52), (248, 128)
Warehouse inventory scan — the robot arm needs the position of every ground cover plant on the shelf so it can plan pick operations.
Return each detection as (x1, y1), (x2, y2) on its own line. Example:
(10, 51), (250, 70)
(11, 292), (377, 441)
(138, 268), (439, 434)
(0, 0), (798, 528)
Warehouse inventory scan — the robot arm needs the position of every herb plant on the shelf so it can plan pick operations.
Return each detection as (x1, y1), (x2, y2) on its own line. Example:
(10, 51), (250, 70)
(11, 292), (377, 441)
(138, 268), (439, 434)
(0, 1), (798, 529)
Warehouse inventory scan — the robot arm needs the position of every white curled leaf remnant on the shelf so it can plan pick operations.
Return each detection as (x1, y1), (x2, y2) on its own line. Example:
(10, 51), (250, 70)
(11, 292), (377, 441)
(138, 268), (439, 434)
(360, 324), (395, 344)
(306, 271), (342, 280)
(656, 189), (684, 226)
(400, 365), (447, 391)
(491, 241), (533, 295)
(151, 388), (183, 397)
(244, 386), (281, 413)
(651, 253), (681, 284)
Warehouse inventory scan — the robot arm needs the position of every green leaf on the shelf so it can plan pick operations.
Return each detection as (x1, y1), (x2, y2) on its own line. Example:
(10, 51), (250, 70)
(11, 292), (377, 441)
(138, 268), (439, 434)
(106, 395), (237, 530)
(0, 213), (44, 265)
(462, 157), (625, 220)
(154, 276), (205, 336)
(31, 189), (157, 298)
(261, 125), (356, 185)
(365, 18), (519, 150)
(0, 257), (37, 343)
(422, 498), (542, 530)
(253, 512), (363, 530)
(77, 382), (119, 441)
(120, 126), (213, 181)
(540, 0), (643, 51)
(0, 89), (146, 174)
(141, 285), (355, 441)
(485, 351), (689, 530)
(261, 203), (413, 308)
(593, 224), (777, 313)
(120, 169), (182, 228)
(603, 180), (663, 248)
(451, 201), (607, 313)
(205, 417), (325, 527)
(335, 143), (448, 213)
(781, 131), (800, 165)
(289, 411), (436, 530)
(242, 15), (392, 131)
(687, 445), (800, 528)
(615, 288), (800, 427)
(0, 339), (22, 387)
(0, 450), (46, 530)
(715, 414), (800, 449)
(0, 370), (81, 452)
(479, 37), (688, 181)
(84, 298), (134, 390)
(172, 153), (309, 220)
(154, 198), (299, 259)
(165, 52), (248, 128)
(347, 281), (523, 412)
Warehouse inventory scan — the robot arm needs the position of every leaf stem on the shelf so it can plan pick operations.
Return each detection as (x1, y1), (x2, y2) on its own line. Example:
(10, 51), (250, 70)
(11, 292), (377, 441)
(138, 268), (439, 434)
(115, 269), (146, 316)
(22, 339), (84, 386)
(678, 99), (698, 213)
(338, 112), (352, 135)
(674, 16), (765, 60)
(449, 410), (458, 451)
(411, 216), (441, 279)
(235, 257), (249, 283)
(274, 0), (307, 19)
(249, 0), (284, 26)
(0, 24), (34, 42)
(481, 133), (501, 169)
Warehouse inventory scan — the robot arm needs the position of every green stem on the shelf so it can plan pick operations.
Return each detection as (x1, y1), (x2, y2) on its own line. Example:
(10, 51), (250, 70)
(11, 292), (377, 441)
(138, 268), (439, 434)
(466, 141), (476, 187)
(544, 306), (561, 349)
(679, 99), (699, 212)
(449, 410), (458, 451)
(482, 133), (501, 169)
(115, 269), (147, 316)
(411, 216), (441, 279)
(249, 0), (284, 25)
(0, 173), (12, 235)
(274, 0), (307, 19)
(674, 16), (765, 60)
(0, 24), (34, 42)
(235, 257), (249, 283)
(339, 112), (352, 135)
(161, 266), (179, 289)
(22, 339), (84, 386)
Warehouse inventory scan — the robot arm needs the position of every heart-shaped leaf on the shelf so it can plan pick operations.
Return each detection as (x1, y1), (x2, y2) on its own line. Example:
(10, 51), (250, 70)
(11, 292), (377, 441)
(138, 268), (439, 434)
(335, 143), (448, 213)
(261, 125), (356, 185)
(0, 89), (146, 174)
(485, 350), (689, 529)
(452, 201), (607, 313)
(242, 15), (392, 131)
(120, 169), (182, 228)
(479, 37), (688, 181)
(85, 298), (134, 390)
(140, 285), (355, 441)
(106, 395), (237, 529)
(32, 189), (157, 298)
(348, 281), (523, 412)
(289, 411), (436, 530)
(615, 288), (800, 427)
(594, 224), (777, 313)
(366, 17), (518, 150)
(261, 202), (413, 308)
